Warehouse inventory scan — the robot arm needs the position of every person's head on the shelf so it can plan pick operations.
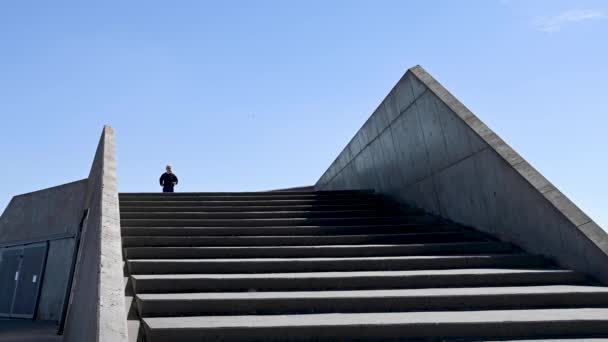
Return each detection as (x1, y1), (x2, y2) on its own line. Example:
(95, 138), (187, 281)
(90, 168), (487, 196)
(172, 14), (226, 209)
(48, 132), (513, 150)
(166, 165), (172, 173)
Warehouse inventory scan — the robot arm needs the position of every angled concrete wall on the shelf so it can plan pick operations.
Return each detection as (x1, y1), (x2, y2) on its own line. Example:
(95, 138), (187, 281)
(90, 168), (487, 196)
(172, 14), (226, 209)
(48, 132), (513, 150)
(63, 126), (127, 342)
(0, 179), (87, 322)
(0, 180), (87, 242)
(316, 65), (608, 284)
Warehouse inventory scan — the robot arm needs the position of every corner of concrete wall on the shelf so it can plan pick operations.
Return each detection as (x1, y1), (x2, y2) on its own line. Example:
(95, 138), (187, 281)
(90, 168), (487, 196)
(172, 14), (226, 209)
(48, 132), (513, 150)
(63, 125), (127, 342)
(316, 65), (608, 284)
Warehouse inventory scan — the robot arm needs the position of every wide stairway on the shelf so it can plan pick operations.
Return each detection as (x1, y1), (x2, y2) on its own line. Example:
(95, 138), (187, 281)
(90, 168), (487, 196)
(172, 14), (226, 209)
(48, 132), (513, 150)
(120, 190), (608, 341)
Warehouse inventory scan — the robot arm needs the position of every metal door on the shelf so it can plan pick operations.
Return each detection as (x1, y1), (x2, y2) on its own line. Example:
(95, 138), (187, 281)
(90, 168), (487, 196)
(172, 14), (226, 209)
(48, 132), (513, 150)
(11, 243), (48, 318)
(0, 247), (22, 317)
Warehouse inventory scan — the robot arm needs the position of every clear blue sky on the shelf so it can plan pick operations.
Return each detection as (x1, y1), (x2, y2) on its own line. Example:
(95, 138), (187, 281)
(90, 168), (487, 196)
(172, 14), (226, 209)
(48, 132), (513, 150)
(1, 0), (606, 229)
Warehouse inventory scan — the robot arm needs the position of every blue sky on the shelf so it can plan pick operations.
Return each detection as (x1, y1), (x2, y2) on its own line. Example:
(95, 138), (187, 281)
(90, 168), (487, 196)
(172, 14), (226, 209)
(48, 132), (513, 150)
(0, 0), (606, 229)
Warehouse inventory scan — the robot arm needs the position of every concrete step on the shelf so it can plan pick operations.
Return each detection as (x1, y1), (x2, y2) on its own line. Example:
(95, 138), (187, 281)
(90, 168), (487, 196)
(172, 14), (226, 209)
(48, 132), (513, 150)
(127, 254), (547, 274)
(118, 199), (380, 207)
(120, 216), (440, 228)
(121, 223), (455, 237)
(119, 190), (372, 198)
(130, 268), (586, 293)
(120, 190), (371, 196)
(121, 231), (478, 247)
(123, 241), (508, 259)
(122, 231), (466, 248)
(119, 203), (384, 213)
(135, 285), (608, 317)
(118, 193), (375, 202)
(119, 209), (409, 220)
(141, 308), (608, 341)
(124, 242), (506, 260)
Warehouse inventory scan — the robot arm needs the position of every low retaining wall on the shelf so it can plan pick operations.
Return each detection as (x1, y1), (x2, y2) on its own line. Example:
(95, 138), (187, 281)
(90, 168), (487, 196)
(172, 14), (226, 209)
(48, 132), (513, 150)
(316, 65), (608, 284)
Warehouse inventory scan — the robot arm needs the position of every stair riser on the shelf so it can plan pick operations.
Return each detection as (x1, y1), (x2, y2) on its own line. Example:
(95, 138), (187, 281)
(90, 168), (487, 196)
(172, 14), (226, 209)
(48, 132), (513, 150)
(119, 200), (379, 207)
(121, 232), (476, 247)
(137, 292), (608, 317)
(119, 192), (374, 200)
(121, 216), (438, 228)
(121, 190), (369, 197)
(143, 321), (608, 342)
(123, 234), (460, 247)
(119, 194), (375, 202)
(119, 204), (384, 213)
(119, 210), (406, 220)
(131, 272), (586, 293)
(128, 255), (546, 274)
(123, 243), (507, 259)
(121, 225), (454, 237)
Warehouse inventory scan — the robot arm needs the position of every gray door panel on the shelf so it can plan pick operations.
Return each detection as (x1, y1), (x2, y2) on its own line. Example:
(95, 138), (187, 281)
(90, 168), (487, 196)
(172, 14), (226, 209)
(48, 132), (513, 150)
(11, 243), (48, 318)
(0, 248), (22, 317)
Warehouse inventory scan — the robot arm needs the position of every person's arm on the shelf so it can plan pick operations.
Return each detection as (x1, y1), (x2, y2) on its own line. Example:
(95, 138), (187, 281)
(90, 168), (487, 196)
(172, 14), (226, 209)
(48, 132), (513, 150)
(173, 175), (178, 186)
(159, 174), (164, 187)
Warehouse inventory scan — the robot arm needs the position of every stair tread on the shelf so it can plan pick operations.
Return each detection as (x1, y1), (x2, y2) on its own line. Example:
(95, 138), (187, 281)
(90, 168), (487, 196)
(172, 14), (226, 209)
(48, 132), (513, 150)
(131, 268), (579, 280)
(137, 285), (608, 301)
(122, 232), (466, 240)
(143, 308), (608, 329)
(121, 224), (453, 233)
(120, 190), (368, 195)
(125, 242), (499, 250)
(128, 253), (530, 263)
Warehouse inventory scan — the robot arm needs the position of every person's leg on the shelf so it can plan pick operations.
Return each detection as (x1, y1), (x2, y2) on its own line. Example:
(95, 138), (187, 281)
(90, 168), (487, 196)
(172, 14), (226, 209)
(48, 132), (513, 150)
(162, 187), (174, 193)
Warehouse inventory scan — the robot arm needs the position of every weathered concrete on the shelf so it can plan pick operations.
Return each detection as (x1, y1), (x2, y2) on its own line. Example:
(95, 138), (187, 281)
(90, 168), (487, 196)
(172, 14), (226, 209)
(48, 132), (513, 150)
(136, 284), (608, 317)
(130, 268), (585, 293)
(122, 190), (608, 340)
(315, 65), (608, 284)
(63, 126), (127, 342)
(0, 180), (87, 323)
(143, 308), (608, 341)
(0, 179), (87, 242)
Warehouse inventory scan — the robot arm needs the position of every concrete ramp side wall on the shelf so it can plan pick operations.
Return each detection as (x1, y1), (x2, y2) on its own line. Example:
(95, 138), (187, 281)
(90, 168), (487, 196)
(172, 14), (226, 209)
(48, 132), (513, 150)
(0, 179), (88, 243)
(64, 126), (127, 342)
(315, 65), (608, 284)
(0, 179), (88, 322)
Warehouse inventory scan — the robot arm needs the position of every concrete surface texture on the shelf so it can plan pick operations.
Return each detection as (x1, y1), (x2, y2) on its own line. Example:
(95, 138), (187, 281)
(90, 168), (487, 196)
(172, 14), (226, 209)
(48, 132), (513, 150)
(0, 179), (87, 322)
(0, 179), (87, 243)
(63, 126), (128, 342)
(120, 190), (608, 341)
(315, 65), (608, 284)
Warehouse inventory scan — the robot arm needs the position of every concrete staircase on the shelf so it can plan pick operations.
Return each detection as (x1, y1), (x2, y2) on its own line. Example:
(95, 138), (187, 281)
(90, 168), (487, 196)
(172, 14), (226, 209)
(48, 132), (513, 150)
(120, 190), (608, 341)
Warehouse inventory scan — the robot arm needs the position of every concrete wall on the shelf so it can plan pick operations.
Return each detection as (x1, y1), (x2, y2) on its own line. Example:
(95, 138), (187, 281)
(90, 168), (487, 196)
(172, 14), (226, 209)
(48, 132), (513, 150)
(0, 180), (87, 242)
(316, 65), (608, 284)
(0, 179), (87, 322)
(63, 126), (127, 342)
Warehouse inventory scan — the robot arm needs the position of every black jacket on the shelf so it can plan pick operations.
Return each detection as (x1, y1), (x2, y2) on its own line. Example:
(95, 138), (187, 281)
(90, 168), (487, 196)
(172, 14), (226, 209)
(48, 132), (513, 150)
(160, 172), (178, 188)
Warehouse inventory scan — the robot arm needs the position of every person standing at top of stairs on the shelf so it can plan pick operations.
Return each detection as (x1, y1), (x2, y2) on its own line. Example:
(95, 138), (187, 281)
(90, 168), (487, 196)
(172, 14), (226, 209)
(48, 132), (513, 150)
(159, 165), (178, 192)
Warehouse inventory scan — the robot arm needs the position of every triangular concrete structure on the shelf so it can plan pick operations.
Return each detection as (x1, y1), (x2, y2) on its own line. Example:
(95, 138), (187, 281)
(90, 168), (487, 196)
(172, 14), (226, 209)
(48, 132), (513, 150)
(316, 65), (608, 283)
